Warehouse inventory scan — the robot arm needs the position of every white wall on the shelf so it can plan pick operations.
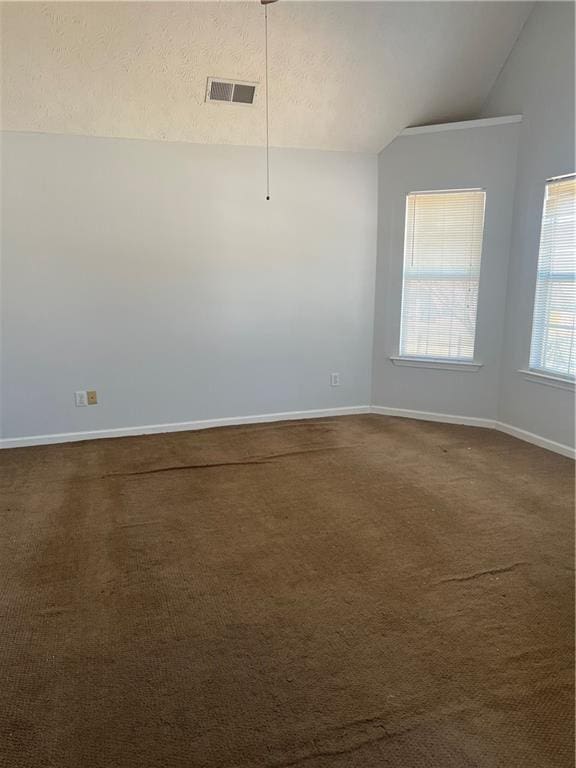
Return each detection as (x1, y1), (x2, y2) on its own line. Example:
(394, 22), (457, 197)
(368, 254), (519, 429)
(481, 2), (575, 448)
(372, 122), (520, 420)
(0, 133), (377, 439)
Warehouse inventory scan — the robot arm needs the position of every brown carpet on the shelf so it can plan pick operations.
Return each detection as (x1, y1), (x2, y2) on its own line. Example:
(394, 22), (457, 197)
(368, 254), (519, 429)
(0, 414), (574, 768)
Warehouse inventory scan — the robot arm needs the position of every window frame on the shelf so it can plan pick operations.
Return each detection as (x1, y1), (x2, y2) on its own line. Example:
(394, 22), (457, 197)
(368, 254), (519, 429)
(526, 173), (576, 385)
(395, 187), (486, 367)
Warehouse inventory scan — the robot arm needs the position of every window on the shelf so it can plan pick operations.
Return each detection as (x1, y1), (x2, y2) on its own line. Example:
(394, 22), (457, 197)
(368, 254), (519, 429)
(529, 175), (576, 380)
(399, 189), (486, 361)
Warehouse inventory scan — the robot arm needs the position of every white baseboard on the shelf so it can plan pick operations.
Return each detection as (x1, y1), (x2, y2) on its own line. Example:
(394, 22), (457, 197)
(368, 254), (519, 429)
(370, 405), (574, 459)
(370, 405), (494, 429)
(1, 404), (573, 459)
(0, 405), (371, 450)
(493, 421), (575, 460)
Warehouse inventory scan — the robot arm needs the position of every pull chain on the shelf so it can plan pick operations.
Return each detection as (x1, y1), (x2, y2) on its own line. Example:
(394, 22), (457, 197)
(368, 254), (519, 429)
(262, 0), (278, 198)
(264, 2), (270, 200)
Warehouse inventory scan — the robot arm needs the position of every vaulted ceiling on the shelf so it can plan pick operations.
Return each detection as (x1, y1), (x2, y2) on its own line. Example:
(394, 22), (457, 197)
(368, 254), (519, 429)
(1, 1), (533, 152)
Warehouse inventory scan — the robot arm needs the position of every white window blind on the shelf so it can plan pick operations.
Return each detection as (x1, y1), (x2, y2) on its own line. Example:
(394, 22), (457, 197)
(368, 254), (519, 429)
(529, 174), (576, 380)
(399, 189), (486, 361)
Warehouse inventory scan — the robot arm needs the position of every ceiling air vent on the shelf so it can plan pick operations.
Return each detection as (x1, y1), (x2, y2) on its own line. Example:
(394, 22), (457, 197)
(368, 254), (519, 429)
(206, 78), (257, 106)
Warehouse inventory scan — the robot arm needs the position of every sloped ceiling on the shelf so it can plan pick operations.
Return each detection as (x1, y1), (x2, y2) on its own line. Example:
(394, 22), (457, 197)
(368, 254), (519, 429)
(1, 1), (533, 152)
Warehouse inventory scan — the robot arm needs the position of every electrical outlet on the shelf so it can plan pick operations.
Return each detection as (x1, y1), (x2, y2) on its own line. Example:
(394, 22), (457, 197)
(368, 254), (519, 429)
(330, 373), (341, 387)
(87, 390), (98, 405)
(75, 390), (88, 407)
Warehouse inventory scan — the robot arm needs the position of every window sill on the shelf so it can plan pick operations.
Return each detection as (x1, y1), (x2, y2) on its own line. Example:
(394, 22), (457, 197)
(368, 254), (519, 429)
(390, 356), (483, 372)
(518, 369), (575, 392)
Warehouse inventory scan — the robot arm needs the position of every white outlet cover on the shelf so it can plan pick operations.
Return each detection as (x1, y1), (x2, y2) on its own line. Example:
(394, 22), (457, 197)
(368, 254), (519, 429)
(330, 373), (341, 387)
(75, 390), (88, 407)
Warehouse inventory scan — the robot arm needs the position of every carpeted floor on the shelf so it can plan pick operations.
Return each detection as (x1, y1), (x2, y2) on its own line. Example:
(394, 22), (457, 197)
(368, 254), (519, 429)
(0, 414), (574, 768)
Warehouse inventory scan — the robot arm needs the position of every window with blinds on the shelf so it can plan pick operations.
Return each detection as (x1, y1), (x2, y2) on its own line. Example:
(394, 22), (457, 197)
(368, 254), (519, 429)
(399, 189), (486, 361)
(529, 174), (576, 380)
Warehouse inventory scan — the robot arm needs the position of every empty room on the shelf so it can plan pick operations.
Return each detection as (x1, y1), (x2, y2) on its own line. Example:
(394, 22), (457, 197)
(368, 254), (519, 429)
(1, 1), (574, 766)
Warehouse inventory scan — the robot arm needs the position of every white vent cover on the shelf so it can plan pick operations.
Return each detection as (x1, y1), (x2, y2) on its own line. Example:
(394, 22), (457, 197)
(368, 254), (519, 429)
(206, 78), (257, 105)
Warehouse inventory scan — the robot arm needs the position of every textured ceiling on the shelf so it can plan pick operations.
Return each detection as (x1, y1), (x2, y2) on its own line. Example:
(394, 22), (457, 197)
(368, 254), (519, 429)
(1, 1), (533, 152)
